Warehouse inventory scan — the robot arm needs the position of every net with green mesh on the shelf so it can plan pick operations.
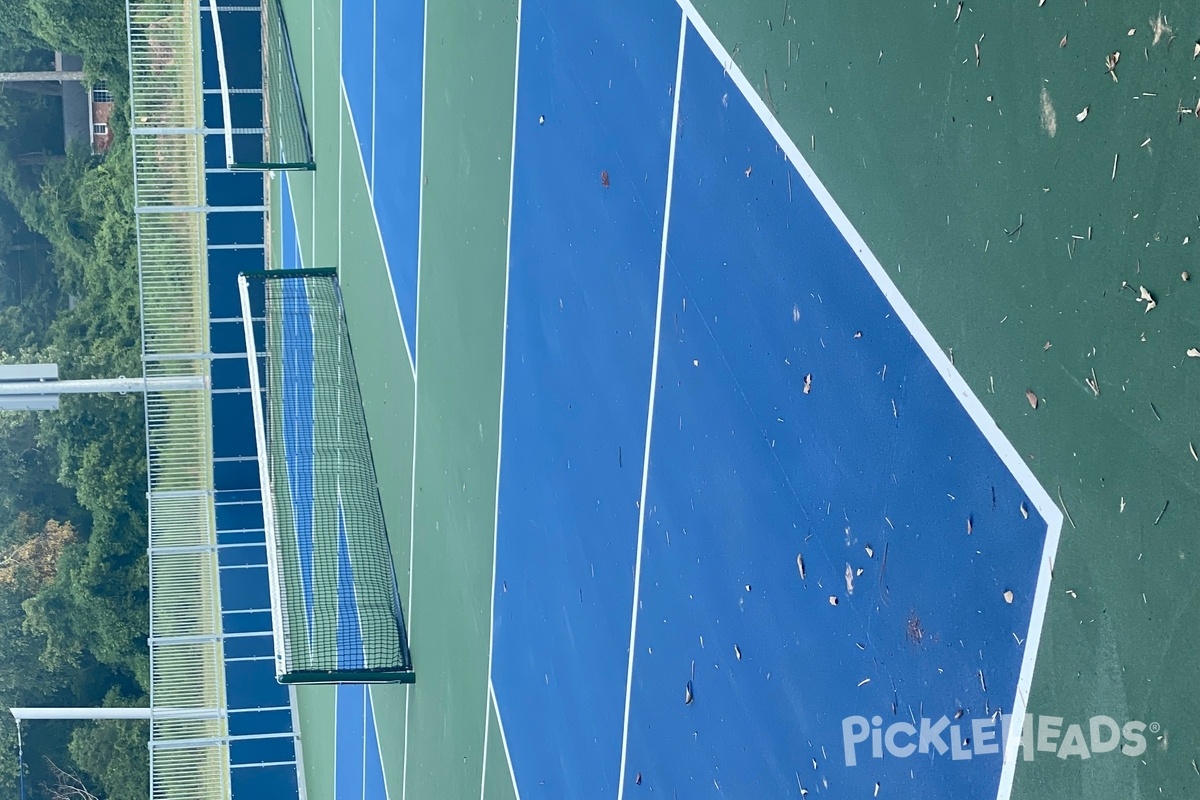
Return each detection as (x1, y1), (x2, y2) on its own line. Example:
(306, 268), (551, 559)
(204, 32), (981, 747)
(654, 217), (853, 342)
(233, 0), (315, 171)
(237, 268), (412, 684)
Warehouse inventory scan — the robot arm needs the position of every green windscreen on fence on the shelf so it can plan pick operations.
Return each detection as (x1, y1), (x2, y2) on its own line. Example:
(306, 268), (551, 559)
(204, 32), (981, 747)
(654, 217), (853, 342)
(238, 268), (412, 684)
(232, 0), (315, 171)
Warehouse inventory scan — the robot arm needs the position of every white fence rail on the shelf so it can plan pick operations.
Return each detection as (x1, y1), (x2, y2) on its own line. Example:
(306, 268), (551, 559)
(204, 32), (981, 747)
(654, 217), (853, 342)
(126, 0), (231, 797)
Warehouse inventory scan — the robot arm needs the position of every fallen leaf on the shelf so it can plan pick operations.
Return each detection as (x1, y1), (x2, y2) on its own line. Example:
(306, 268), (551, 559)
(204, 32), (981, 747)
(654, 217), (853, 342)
(1187, 347), (1200, 358)
(734, 644), (742, 661)
(797, 553), (806, 580)
(1020, 502), (1029, 519)
(1026, 390), (1039, 409)
(1003, 590), (1014, 604)
(829, 595), (839, 606)
(803, 373), (813, 394)
(684, 680), (694, 705)
(1139, 285), (1157, 312)
(1060, 34), (1068, 48)
(1076, 106), (1089, 122)
(1194, 41), (1200, 60)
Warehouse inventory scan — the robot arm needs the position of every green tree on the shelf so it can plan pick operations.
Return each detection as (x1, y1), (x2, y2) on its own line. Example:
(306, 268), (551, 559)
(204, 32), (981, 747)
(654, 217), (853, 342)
(68, 688), (149, 800)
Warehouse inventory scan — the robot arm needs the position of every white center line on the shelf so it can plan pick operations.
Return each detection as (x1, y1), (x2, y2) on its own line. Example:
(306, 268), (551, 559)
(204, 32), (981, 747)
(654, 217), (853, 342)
(614, 12), (688, 800)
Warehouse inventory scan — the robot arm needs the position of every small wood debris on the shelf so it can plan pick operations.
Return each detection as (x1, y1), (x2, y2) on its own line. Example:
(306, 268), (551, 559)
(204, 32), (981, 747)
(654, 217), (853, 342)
(954, 1), (962, 23)
(744, 166), (753, 178)
(1086, 367), (1100, 397)
(734, 644), (742, 661)
(845, 563), (855, 594)
(1044, 341), (1052, 351)
(1076, 106), (1089, 122)
(1025, 390), (1039, 409)
(797, 553), (806, 579)
(1020, 502), (1029, 519)
(635, 773), (642, 785)
(1003, 590), (1014, 604)
(1139, 285), (1156, 312)
(1066, 589), (1077, 598)
(1187, 347), (1200, 358)
(1189, 442), (1197, 461)
(1194, 41), (1200, 60)
(975, 42), (981, 67)
(857, 677), (871, 687)
(828, 595), (839, 606)
(865, 544), (874, 557)
(1112, 153), (1119, 181)
(803, 373), (813, 394)
(1105, 51), (1120, 82)
(1150, 12), (1172, 46)
(966, 515), (973, 534)
(600, 170), (610, 188)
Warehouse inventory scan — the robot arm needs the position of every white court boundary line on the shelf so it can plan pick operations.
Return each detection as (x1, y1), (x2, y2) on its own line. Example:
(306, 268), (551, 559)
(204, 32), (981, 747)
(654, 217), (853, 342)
(398, 0), (430, 794)
(490, 680), (522, 798)
(310, 0), (316, 262)
(480, 0), (522, 796)
(367, 690), (396, 800)
(370, 0), (377, 192)
(671, 4), (1064, 799)
(361, 687), (368, 800)
(340, 79), (418, 377)
(614, 13), (688, 800)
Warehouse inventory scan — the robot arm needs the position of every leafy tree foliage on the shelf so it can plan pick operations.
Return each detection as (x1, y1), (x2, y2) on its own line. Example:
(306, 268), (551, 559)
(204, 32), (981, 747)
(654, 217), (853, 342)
(0, 0), (152, 797)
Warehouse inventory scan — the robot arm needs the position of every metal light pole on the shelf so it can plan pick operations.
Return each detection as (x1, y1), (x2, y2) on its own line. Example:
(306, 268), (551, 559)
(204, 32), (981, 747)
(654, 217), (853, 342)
(0, 363), (207, 410)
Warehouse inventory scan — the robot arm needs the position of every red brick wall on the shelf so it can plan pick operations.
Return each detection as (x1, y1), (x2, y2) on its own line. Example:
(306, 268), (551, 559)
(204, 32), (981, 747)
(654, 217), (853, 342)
(91, 101), (114, 154)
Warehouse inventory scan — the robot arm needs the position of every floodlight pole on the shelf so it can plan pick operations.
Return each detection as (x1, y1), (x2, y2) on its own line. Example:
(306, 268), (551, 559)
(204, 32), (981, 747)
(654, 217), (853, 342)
(0, 364), (207, 411)
(10, 707), (154, 721)
(11, 707), (222, 721)
(0, 376), (206, 396)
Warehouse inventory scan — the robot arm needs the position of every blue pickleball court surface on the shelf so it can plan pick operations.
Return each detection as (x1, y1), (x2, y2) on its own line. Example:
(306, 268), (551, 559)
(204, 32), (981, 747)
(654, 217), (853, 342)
(485, 3), (1058, 799)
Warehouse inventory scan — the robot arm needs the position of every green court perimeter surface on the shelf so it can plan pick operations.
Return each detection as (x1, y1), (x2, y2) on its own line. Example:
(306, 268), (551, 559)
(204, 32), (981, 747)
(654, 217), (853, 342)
(274, 0), (1198, 797)
(277, 0), (517, 797)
